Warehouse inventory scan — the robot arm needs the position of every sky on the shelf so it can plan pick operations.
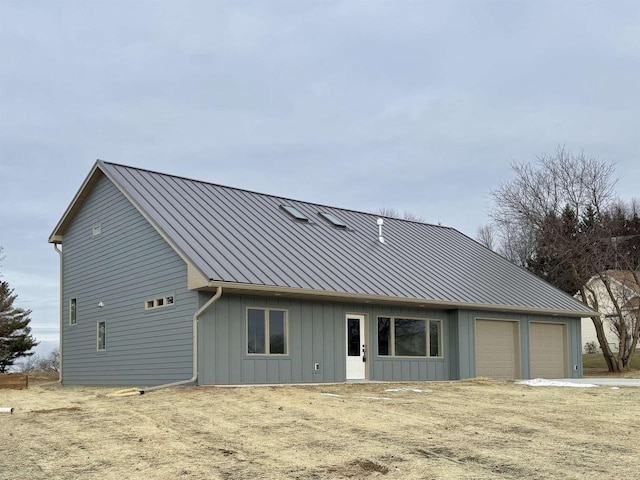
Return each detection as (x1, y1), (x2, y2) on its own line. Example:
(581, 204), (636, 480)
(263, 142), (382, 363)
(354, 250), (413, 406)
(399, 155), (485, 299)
(0, 1), (639, 357)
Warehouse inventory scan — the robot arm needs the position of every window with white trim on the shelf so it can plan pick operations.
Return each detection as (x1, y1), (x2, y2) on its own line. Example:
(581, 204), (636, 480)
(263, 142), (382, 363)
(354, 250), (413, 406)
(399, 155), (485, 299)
(247, 308), (288, 355)
(69, 298), (77, 325)
(145, 296), (174, 310)
(377, 317), (442, 357)
(97, 321), (106, 351)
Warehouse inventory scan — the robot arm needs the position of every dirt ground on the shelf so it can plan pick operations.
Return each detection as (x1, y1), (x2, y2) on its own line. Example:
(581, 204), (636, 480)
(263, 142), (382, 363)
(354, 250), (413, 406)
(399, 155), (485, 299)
(1, 378), (638, 480)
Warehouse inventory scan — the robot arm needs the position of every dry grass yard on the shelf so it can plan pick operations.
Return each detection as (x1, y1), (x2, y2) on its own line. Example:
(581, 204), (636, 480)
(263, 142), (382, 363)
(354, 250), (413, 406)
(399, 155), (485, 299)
(1, 377), (639, 480)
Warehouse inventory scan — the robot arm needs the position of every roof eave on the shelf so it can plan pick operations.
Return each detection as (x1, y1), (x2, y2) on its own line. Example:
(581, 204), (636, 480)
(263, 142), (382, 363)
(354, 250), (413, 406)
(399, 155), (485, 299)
(48, 160), (104, 243)
(197, 281), (596, 318)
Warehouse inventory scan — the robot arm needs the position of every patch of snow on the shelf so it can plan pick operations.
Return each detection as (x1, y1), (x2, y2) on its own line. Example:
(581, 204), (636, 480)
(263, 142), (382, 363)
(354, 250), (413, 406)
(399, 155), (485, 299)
(611, 387), (620, 390)
(385, 388), (433, 393)
(321, 393), (342, 397)
(516, 378), (599, 388)
(360, 396), (393, 400)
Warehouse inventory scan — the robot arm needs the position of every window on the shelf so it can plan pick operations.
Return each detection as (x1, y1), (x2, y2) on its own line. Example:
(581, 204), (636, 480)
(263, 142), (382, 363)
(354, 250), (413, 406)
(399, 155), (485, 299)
(69, 298), (77, 325)
(280, 205), (308, 222)
(92, 224), (101, 237)
(377, 317), (442, 357)
(97, 321), (106, 351)
(319, 212), (347, 229)
(247, 308), (288, 355)
(145, 296), (175, 310)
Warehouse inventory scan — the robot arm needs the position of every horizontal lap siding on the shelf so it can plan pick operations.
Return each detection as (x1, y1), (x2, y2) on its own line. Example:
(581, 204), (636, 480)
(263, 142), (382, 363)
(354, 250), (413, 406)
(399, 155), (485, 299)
(198, 294), (451, 384)
(62, 174), (197, 386)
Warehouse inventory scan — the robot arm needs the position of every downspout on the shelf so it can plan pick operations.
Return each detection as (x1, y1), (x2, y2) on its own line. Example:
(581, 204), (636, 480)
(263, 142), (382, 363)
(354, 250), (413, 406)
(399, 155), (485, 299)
(53, 244), (63, 383)
(140, 285), (222, 394)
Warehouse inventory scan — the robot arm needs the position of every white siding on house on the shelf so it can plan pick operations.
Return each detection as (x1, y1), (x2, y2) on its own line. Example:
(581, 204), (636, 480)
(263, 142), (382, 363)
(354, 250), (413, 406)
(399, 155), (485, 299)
(579, 276), (638, 353)
(581, 317), (618, 353)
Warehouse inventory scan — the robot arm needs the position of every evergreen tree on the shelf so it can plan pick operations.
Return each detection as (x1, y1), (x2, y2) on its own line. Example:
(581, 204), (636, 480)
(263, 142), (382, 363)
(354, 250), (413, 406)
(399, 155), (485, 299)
(0, 279), (38, 373)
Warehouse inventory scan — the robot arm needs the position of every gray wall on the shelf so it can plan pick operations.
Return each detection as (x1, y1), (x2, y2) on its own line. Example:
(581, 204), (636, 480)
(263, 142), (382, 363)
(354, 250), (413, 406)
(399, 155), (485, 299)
(61, 174), (198, 386)
(198, 293), (582, 385)
(452, 310), (582, 379)
(198, 293), (450, 385)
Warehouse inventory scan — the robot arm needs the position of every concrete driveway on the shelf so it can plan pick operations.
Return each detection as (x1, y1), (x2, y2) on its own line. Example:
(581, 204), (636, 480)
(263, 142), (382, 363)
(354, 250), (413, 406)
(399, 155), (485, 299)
(562, 378), (640, 387)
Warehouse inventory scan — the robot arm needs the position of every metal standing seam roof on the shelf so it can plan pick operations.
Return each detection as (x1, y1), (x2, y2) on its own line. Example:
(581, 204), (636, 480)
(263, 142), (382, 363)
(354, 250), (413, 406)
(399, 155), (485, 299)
(50, 160), (596, 316)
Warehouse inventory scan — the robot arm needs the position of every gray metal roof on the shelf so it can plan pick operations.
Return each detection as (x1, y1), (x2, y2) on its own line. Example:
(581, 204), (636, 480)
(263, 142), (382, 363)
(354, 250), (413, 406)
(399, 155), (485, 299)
(52, 160), (595, 316)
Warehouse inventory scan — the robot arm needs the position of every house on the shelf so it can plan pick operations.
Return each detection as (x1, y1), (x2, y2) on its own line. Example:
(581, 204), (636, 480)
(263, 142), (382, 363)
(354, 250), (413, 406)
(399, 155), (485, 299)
(579, 271), (640, 353)
(48, 161), (595, 386)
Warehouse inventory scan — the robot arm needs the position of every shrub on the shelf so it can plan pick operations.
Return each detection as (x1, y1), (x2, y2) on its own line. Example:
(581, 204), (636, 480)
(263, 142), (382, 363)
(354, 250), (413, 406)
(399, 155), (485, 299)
(584, 341), (598, 354)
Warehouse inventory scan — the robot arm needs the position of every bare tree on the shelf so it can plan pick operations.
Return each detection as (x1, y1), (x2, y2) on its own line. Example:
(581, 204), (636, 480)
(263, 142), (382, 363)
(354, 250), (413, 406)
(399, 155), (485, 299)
(476, 225), (496, 251)
(487, 146), (639, 372)
(19, 348), (60, 373)
(373, 207), (426, 222)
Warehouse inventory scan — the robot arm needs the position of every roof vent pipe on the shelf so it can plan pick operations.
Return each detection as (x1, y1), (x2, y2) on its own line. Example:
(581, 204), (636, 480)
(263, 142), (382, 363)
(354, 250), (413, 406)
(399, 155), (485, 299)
(377, 218), (385, 244)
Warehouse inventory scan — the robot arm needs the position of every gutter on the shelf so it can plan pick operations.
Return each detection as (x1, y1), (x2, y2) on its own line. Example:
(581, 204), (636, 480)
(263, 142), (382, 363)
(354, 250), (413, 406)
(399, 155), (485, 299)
(53, 244), (63, 383)
(136, 285), (222, 394)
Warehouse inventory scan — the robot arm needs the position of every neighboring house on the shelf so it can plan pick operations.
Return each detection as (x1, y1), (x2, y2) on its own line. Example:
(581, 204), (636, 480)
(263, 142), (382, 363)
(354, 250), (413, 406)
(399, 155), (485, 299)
(49, 161), (595, 386)
(579, 271), (640, 353)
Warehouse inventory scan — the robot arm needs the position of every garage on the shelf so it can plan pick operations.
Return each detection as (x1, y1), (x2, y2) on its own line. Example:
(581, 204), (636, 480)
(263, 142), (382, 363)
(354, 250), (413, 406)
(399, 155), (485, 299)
(475, 319), (520, 379)
(529, 322), (567, 378)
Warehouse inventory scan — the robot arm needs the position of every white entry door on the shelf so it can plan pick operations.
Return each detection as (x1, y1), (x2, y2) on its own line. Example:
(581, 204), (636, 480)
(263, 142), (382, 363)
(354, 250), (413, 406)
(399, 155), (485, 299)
(346, 315), (366, 380)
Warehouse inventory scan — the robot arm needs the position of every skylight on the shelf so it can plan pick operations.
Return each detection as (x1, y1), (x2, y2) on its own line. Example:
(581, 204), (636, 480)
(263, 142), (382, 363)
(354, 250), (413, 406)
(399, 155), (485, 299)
(319, 212), (347, 229)
(281, 205), (308, 222)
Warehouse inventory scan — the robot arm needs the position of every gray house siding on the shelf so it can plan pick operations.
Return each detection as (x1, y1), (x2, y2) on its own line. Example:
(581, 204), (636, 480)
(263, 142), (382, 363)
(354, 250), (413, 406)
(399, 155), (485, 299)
(452, 310), (582, 379)
(198, 293), (582, 385)
(61, 174), (198, 386)
(198, 292), (451, 385)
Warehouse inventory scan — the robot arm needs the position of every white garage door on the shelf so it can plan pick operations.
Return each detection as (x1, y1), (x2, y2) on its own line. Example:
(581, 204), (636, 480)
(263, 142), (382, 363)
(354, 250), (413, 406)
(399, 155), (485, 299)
(530, 323), (567, 378)
(475, 320), (520, 379)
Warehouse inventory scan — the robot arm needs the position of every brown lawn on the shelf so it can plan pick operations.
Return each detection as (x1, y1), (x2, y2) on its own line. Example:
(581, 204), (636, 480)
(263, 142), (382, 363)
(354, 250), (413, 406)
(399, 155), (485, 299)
(1, 377), (638, 479)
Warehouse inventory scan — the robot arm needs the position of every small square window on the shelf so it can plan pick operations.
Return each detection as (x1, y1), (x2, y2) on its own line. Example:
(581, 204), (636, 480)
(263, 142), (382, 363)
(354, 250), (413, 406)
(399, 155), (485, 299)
(156, 298), (164, 307)
(165, 296), (174, 305)
(247, 308), (288, 355)
(146, 300), (155, 309)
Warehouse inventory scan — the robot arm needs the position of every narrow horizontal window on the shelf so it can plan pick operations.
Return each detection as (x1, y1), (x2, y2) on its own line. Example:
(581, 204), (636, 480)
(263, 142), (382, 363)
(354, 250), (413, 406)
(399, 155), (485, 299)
(247, 308), (288, 355)
(145, 296), (175, 310)
(319, 212), (347, 229)
(377, 317), (443, 358)
(281, 205), (308, 222)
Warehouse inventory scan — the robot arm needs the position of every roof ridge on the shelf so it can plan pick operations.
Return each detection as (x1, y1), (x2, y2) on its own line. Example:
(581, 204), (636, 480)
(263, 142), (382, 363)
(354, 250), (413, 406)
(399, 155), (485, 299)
(98, 159), (455, 231)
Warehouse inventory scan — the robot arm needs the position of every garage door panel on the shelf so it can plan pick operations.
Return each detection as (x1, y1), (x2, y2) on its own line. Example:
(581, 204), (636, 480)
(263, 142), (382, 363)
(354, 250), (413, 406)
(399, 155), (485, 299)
(476, 320), (520, 379)
(530, 323), (566, 378)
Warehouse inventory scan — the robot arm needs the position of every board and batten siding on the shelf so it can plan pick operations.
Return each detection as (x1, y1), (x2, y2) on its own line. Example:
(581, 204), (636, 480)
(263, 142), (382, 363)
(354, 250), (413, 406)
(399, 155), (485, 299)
(451, 310), (582, 379)
(198, 293), (450, 384)
(61, 173), (198, 386)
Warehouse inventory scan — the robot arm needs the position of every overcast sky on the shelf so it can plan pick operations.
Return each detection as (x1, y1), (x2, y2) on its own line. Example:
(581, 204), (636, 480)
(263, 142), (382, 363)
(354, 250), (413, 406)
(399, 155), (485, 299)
(1, 1), (639, 356)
